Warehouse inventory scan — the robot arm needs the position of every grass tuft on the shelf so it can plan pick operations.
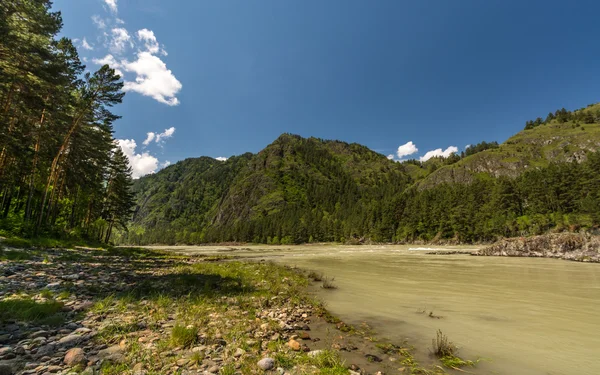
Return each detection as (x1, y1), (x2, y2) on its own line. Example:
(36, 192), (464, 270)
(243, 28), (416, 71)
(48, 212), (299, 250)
(170, 324), (198, 348)
(308, 270), (324, 281)
(431, 329), (456, 357)
(0, 298), (63, 323)
(321, 277), (337, 289)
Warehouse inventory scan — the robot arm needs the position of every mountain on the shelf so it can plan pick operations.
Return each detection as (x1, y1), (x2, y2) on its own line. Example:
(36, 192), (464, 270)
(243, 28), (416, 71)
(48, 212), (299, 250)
(124, 134), (411, 245)
(121, 105), (600, 245)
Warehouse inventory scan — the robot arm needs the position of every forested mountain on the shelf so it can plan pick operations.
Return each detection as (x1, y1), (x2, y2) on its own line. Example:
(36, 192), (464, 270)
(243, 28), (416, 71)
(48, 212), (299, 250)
(0, 1), (135, 243)
(121, 134), (412, 244)
(121, 117), (600, 245)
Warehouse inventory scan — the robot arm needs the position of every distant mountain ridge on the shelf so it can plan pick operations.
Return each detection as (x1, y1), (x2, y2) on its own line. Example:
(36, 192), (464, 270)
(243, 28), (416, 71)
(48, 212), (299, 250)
(121, 104), (600, 245)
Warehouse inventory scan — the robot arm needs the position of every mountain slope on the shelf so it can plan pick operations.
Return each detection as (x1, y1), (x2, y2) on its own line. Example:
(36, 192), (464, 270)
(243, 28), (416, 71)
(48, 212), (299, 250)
(413, 103), (600, 188)
(126, 154), (252, 244)
(125, 134), (411, 244)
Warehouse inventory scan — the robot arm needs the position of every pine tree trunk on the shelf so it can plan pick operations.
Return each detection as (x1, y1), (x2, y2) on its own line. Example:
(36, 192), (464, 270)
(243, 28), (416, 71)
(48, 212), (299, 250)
(37, 110), (87, 230)
(25, 108), (46, 221)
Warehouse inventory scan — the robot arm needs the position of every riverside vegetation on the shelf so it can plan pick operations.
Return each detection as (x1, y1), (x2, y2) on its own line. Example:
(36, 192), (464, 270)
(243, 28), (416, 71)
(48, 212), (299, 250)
(0, 242), (474, 375)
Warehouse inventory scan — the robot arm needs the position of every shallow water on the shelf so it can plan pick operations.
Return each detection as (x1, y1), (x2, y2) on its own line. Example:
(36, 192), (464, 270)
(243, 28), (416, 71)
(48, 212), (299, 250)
(153, 244), (600, 375)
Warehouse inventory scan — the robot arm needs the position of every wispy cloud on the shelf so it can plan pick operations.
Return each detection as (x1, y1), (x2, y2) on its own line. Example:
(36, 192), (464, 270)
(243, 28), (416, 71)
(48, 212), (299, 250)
(104, 0), (118, 13)
(81, 37), (93, 50)
(142, 127), (176, 146)
(91, 15), (106, 29)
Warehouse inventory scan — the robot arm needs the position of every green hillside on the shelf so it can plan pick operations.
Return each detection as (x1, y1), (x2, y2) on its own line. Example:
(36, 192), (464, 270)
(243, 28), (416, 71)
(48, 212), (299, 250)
(123, 134), (411, 244)
(413, 103), (600, 188)
(125, 154), (252, 244)
(121, 105), (600, 245)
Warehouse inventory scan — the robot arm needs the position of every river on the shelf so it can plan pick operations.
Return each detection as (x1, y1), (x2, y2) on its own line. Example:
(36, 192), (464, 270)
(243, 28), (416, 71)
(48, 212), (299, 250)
(152, 244), (600, 375)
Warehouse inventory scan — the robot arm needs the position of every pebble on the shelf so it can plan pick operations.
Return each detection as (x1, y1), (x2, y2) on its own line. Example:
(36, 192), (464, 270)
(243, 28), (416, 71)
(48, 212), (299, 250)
(63, 348), (85, 366)
(287, 339), (301, 351)
(257, 357), (275, 371)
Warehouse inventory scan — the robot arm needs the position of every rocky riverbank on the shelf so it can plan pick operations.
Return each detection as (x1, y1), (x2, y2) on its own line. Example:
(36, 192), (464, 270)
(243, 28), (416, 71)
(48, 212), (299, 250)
(475, 233), (600, 262)
(0, 245), (450, 375)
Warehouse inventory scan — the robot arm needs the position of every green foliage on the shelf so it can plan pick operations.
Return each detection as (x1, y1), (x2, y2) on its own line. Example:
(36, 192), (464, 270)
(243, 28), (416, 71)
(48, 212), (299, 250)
(0, 2), (134, 244)
(395, 152), (600, 242)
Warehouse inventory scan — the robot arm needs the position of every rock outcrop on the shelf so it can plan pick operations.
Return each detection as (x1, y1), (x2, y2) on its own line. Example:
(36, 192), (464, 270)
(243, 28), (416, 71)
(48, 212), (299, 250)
(475, 233), (600, 262)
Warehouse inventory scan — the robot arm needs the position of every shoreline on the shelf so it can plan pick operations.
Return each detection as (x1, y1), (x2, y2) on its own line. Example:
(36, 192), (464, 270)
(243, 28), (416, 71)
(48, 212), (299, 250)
(0, 246), (462, 375)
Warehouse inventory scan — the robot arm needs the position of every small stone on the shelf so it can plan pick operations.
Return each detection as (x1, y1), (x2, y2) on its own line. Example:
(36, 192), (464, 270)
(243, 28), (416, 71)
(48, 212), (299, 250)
(64, 348), (86, 366)
(132, 363), (146, 375)
(58, 334), (81, 347)
(30, 331), (49, 339)
(35, 344), (56, 358)
(287, 339), (301, 351)
(208, 365), (219, 373)
(308, 350), (323, 358)
(233, 348), (245, 358)
(98, 345), (124, 362)
(176, 358), (189, 366)
(299, 331), (310, 340)
(257, 357), (275, 371)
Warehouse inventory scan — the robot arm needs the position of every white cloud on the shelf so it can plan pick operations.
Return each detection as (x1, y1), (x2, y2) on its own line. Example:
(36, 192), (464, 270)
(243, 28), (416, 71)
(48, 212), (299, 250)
(104, 0), (118, 13)
(122, 52), (182, 105)
(386, 154), (394, 160)
(142, 127), (176, 146)
(215, 157), (228, 161)
(116, 139), (158, 179)
(396, 141), (418, 159)
(465, 144), (471, 150)
(161, 161), (172, 168)
(109, 28), (132, 54)
(137, 29), (161, 54)
(419, 146), (459, 162)
(91, 15), (106, 29)
(116, 18), (125, 24)
(82, 37), (93, 50)
(155, 127), (175, 142)
(142, 132), (155, 146)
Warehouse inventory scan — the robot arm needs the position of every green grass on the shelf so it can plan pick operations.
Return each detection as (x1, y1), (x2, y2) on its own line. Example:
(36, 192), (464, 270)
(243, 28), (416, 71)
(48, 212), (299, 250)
(0, 298), (64, 323)
(170, 324), (198, 348)
(97, 322), (142, 344)
(0, 248), (33, 261)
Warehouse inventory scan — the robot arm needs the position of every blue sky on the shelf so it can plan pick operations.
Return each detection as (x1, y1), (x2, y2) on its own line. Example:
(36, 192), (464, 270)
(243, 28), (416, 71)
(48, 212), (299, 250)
(55, 0), (600, 177)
